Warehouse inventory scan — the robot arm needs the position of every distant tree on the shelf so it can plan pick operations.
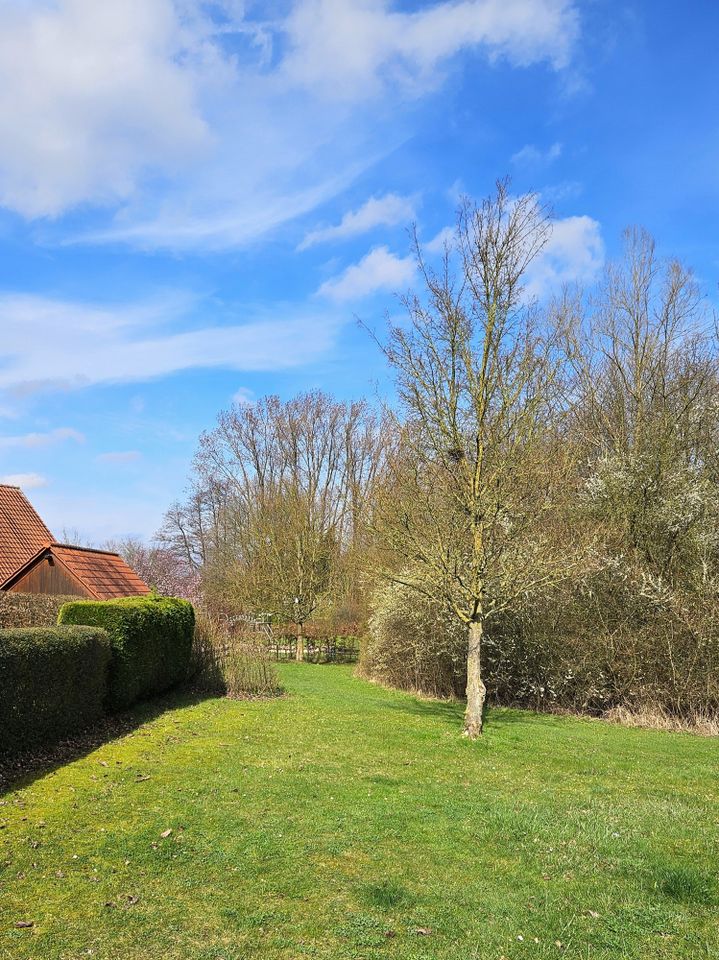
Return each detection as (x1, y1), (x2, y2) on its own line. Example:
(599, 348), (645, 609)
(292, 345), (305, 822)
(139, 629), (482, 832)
(162, 391), (386, 657)
(106, 537), (200, 601)
(568, 226), (719, 582)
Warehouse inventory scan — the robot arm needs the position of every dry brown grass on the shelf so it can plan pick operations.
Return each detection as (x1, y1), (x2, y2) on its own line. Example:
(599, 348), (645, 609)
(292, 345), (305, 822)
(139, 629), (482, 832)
(603, 704), (719, 737)
(191, 612), (280, 699)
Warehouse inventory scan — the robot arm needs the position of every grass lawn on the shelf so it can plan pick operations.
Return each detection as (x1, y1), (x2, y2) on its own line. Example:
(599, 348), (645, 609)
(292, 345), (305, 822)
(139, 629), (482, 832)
(1, 665), (717, 960)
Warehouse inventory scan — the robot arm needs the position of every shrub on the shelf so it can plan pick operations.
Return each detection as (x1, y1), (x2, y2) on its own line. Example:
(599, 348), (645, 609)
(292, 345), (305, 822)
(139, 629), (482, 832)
(59, 595), (195, 711)
(488, 566), (719, 718)
(361, 581), (466, 698)
(0, 626), (110, 753)
(0, 593), (78, 629)
(192, 611), (280, 698)
(364, 561), (719, 725)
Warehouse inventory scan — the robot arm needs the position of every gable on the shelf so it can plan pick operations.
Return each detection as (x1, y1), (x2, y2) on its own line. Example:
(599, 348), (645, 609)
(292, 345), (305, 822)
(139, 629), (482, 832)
(0, 485), (54, 584)
(7, 555), (90, 598)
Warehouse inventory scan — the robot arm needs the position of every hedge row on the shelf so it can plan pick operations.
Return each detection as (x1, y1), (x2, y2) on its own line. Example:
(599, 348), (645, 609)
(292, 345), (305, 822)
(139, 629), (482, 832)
(0, 593), (78, 629)
(0, 626), (111, 752)
(58, 595), (195, 711)
(0, 595), (195, 755)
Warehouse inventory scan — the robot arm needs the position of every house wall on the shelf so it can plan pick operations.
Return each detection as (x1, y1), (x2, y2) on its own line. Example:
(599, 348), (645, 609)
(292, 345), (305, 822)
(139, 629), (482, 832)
(7, 558), (89, 598)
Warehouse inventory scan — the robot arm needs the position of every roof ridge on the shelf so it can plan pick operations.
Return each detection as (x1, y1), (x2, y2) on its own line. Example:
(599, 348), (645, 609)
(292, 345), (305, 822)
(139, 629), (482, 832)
(51, 542), (122, 558)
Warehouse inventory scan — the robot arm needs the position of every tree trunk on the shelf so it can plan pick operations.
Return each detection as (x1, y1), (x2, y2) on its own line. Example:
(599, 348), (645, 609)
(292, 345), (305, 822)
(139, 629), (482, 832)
(464, 619), (486, 737)
(295, 622), (304, 662)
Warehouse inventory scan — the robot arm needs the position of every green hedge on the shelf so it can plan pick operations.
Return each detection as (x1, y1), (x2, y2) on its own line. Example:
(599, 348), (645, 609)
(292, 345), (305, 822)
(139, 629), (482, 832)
(0, 626), (111, 753)
(58, 595), (195, 711)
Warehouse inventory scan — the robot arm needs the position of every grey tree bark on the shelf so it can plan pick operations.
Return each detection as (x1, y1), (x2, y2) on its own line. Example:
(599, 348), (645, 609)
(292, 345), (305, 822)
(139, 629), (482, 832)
(464, 620), (486, 737)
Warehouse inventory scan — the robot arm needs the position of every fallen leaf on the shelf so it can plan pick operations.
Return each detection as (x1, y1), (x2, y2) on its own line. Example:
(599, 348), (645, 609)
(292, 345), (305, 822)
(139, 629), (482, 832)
(160, 829), (172, 839)
(14, 921), (34, 929)
(415, 928), (432, 936)
(98, 761), (108, 768)
(135, 775), (150, 783)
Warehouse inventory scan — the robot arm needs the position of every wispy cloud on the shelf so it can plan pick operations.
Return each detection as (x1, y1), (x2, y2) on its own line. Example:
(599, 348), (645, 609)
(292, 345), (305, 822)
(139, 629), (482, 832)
(299, 193), (417, 250)
(232, 387), (255, 406)
(0, 427), (85, 449)
(0, 293), (342, 395)
(0, 1), (580, 251)
(318, 246), (416, 302)
(511, 141), (563, 168)
(282, 0), (579, 100)
(424, 225), (455, 254)
(0, 472), (49, 490)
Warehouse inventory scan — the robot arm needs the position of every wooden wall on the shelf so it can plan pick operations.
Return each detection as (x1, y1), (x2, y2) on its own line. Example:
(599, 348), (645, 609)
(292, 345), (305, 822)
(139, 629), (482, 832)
(7, 558), (89, 598)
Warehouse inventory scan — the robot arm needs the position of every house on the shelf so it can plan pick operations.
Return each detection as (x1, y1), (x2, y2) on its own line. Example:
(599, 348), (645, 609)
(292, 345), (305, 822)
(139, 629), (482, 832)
(0, 484), (150, 600)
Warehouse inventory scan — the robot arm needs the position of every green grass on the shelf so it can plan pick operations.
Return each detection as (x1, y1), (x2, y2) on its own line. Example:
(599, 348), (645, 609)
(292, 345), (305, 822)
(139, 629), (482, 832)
(1, 665), (718, 960)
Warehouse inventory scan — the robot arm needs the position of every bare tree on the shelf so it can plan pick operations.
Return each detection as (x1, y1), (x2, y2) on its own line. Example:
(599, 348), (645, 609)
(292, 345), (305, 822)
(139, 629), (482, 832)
(372, 179), (574, 736)
(569, 226), (719, 581)
(105, 536), (201, 601)
(163, 391), (386, 657)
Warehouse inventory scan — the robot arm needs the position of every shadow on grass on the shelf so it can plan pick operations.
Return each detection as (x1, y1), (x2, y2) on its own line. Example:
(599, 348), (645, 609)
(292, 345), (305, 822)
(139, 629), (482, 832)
(382, 693), (564, 733)
(0, 685), (220, 796)
(383, 696), (465, 726)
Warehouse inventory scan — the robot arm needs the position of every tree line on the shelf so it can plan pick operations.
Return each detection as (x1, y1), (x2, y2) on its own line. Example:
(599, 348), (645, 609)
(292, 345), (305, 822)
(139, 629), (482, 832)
(126, 178), (719, 736)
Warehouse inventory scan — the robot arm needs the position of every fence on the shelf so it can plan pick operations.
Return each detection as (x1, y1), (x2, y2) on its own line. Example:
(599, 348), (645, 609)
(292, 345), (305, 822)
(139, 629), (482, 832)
(270, 635), (360, 664)
(223, 615), (361, 664)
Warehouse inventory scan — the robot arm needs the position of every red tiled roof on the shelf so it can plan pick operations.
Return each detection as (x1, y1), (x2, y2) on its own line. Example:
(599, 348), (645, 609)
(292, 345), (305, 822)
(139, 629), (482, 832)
(50, 544), (151, 600)
(0, 484), (54, 584)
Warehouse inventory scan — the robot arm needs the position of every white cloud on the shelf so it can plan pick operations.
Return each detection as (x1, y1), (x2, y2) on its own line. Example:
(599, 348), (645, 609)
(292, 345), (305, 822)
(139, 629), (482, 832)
(0, 427), (85, 449)
(0, 473), (49, 490)
(524, 214), (604, 300)
(424, 225), (455, 254)
(318, 246), (416, 302)
(0, 293), (342, 394)
(0, 0), (580, 249)
(0, 0), (212, 218)
(299, 193), (416, 249)
(232, 387), (255, 406)
(283, 0), (579, 100)
(511, 142), (563, 168)
(96, 451), (143, 465)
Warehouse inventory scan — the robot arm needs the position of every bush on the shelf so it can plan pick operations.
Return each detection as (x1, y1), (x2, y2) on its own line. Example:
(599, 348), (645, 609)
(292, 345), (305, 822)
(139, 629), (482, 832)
(361, 581), (466, 698)
(0, 593), (78, 629)
(0, 626), (111, 752)
(487, 565), (719, 719)
(59, 595), (195, 711)
(192, 612), (280, 698)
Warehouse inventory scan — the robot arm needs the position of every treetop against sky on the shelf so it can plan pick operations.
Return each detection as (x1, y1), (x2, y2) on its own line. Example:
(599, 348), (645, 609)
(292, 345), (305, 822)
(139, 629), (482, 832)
(0, 0), (717, 541)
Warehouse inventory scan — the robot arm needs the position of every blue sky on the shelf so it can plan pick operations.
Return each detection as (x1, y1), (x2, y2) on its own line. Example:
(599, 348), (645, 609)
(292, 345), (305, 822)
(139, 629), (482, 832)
(1, 0), (718, 542)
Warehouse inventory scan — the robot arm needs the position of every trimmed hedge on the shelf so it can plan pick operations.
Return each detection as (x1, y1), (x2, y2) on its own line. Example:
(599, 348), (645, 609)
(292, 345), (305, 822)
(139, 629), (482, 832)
(59, 595), (195, 711)
(0, 593), (78, 629)
(0, 626), (111, 752)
